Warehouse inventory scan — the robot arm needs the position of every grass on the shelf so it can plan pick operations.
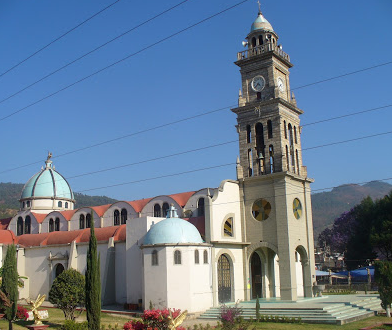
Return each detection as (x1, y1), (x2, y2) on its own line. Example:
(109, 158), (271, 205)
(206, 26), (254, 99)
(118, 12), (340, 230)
(1, 308), (391, 330)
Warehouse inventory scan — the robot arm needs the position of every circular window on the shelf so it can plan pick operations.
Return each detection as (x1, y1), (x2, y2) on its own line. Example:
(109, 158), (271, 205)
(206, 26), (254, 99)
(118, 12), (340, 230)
(293, 198), (302, 219)
(252, 199), (271, 221)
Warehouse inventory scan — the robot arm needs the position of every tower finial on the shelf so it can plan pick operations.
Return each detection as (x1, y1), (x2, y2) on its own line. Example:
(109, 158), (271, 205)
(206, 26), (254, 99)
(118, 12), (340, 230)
(257, 0), (262, 14)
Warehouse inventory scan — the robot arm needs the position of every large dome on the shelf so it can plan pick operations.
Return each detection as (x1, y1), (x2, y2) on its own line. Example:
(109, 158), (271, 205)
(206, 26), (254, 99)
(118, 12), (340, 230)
(250, 12), (274, 32)
(144, 206), (203, 245)
(21, 159), (74, 200)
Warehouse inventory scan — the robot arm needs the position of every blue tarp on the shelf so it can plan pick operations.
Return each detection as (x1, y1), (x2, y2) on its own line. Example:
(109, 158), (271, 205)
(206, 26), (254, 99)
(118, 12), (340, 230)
(335, 266), (374, 280)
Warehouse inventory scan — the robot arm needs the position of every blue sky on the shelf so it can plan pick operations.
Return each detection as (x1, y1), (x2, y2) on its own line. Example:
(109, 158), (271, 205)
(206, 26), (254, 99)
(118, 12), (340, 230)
(0, 0), (391, 201)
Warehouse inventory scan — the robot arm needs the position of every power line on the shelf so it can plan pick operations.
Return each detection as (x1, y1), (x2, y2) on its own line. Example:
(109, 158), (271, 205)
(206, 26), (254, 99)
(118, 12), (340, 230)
(1, 101), (391, 178)
(0, 0), (122, 79)
(302, 104), (392, 127)
(0, 0), (249, 123)
(291, 61), (392, 90)
(0, 0), (191, 106)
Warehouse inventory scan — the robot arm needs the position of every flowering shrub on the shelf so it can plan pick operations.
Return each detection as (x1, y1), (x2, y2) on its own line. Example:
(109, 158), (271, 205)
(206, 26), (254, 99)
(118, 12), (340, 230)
(219, 304), (243, 330)
(123, 309), (182, 330)
(16, 305), (29, 320)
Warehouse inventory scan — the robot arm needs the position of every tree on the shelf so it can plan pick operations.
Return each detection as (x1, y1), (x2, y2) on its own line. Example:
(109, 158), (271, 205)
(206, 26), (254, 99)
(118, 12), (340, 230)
(49, 268), (85, 320)
(85, 211), (101, 330)
(375, 261), (392, 317)
(1, 244), (18, 330)
(371, 192), (392, 260)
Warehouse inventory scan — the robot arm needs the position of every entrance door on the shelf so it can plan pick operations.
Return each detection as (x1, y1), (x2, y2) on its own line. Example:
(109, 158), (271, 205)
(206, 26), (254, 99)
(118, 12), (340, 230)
(251, 252), (262, 299)
(218, 254), (232, 303)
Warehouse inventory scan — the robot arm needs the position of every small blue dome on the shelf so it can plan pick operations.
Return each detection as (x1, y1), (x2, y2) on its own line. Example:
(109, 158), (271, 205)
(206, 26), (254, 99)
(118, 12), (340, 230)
(250, 12), (274, 32)
(144, 206), (203, 245)
(21, 159), (74, 200)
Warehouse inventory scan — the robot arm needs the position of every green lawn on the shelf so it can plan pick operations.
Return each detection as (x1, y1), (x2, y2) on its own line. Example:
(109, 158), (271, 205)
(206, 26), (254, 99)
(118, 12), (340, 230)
(1, 308), (391, 330)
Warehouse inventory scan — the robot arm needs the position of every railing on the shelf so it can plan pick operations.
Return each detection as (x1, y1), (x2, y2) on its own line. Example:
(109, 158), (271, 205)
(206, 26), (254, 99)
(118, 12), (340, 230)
(237, 43), (290, 62)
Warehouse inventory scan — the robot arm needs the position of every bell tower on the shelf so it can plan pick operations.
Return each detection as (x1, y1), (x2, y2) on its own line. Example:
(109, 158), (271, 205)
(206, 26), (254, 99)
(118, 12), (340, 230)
(233, 7), (315, 301)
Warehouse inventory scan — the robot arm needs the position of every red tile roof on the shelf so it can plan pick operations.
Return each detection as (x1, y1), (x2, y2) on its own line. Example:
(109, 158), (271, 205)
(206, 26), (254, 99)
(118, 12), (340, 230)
(169, 191), (195, 207)
(0, 218), (12, 230)
(0, 230), (17, 244)
(14, 225), (127, 247)
(126, 198), (153, 213)
(90, 204), (112, 217)
(31, 212), (48, 224)
(59, 210), (77, 220)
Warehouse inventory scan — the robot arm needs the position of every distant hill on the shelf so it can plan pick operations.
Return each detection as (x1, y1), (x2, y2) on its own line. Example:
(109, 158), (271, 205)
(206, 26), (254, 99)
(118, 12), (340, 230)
(0, 182), (117, 219)
(311, 181), (392, 241)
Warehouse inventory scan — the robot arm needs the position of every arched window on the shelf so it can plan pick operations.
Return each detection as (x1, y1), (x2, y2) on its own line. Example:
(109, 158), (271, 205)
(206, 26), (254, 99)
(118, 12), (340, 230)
(121, 209), (127, 224)
(203, 250), (208, 264)
(288, 124), (295, 171)
(248, 148), (253, 177)
(55, 263), (65, 278)
(86, 213), (91, 228)
(154, 204), (161, 217)
(22, 202), (25, 209)
(255, 123), (264, 151)
(114, 210), (120, 226)
(55, 217), (60, 231)
(152, 250), (158, 266)
(258, 35), (263, 45)
(286, 145), (290, 171)
(49, 218), (54, 232)
(294, 126), (298, 144)
(26, 201), (31, 207)
(195, 250), (200, 264)
(79, 214), (85, 229)
(267, 120), (273, 138)
(197, 198), (205, 216)
(284, 120), (287, 139)
(269, 145), (275, 173)
(25, 216), (31, 234)
(246, 125), (251, 143)
(224, 217), (233, 237)
(174, 250), (182, 265)
(296, 150), (300, 175)
(58, 201), (62, 207)
(65, 202), (68, 209)
(17, 217), (23, 236)
(162, 203), (169, 217)
(251, 37), (256, 47)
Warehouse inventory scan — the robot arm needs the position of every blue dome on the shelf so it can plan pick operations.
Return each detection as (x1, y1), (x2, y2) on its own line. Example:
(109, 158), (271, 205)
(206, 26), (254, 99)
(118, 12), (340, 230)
(250, 12), (274, 32)
(21, 159), (74, 200)
(144, 206), (203, 245)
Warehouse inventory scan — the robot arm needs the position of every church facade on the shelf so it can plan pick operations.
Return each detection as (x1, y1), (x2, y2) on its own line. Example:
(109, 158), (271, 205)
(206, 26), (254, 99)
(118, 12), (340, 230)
(0, 8), (315, 312)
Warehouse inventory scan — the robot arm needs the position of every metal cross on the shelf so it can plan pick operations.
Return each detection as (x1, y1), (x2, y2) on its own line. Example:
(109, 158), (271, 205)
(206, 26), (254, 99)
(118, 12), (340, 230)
(257, 0), (261, 13)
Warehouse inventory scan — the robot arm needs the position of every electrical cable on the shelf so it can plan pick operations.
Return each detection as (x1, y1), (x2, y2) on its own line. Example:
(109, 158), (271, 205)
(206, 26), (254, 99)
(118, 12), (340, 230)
(291, 61), (392, 91)
(0, 0), (122, 79)
(0, 0), (191, 106)
(0, 0), (250, 123)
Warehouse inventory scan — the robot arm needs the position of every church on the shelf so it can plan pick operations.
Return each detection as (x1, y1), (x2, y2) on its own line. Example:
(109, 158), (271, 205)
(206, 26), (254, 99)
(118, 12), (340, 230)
(0, 7), (315, 312)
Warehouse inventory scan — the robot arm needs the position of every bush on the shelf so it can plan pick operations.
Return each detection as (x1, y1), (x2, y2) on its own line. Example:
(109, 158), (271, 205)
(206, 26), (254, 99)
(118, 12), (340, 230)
(60, 320), (88, 330)
(16, 305), (28, 320)
(123, 309), (183, 330)
(219, 304), (243, 330)
(49, 269), (85, 320)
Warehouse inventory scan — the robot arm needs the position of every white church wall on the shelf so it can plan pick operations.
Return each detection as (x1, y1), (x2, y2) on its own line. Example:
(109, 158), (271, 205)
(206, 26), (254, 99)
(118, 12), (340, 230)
(69, 209), (100, 230)
(189, 247), (213, 312)
(210, 181), (241, 242)
(114, 242), (127, 304)
(40, 213), (68, 233)
(183, 189), (209, 217)
(102, 202), (137, 227)
(141, 198), (181, 218)
(295, 252), (304, 297)
(126, 216), (164, 305)
(143, 247), (167, 309)
(8, 212), (40, 235)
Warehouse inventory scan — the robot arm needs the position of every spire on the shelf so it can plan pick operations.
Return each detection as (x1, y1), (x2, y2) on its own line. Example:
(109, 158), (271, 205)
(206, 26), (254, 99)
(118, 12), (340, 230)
(257, 0), (262, 15)
(45, 151), (53, 169)
(166, 204), (178, 218)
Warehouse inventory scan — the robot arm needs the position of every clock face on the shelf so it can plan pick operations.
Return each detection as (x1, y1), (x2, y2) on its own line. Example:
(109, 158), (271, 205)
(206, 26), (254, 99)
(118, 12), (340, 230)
(251, 75), (265, 92)
(252, 198), (271, 221)
(277, 77), (284, 92)
(293, 198), (302, 219)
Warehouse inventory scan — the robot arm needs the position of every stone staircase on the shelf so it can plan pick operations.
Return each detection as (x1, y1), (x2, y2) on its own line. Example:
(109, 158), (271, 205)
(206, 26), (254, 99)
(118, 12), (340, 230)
(199, 296), (382, 325)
